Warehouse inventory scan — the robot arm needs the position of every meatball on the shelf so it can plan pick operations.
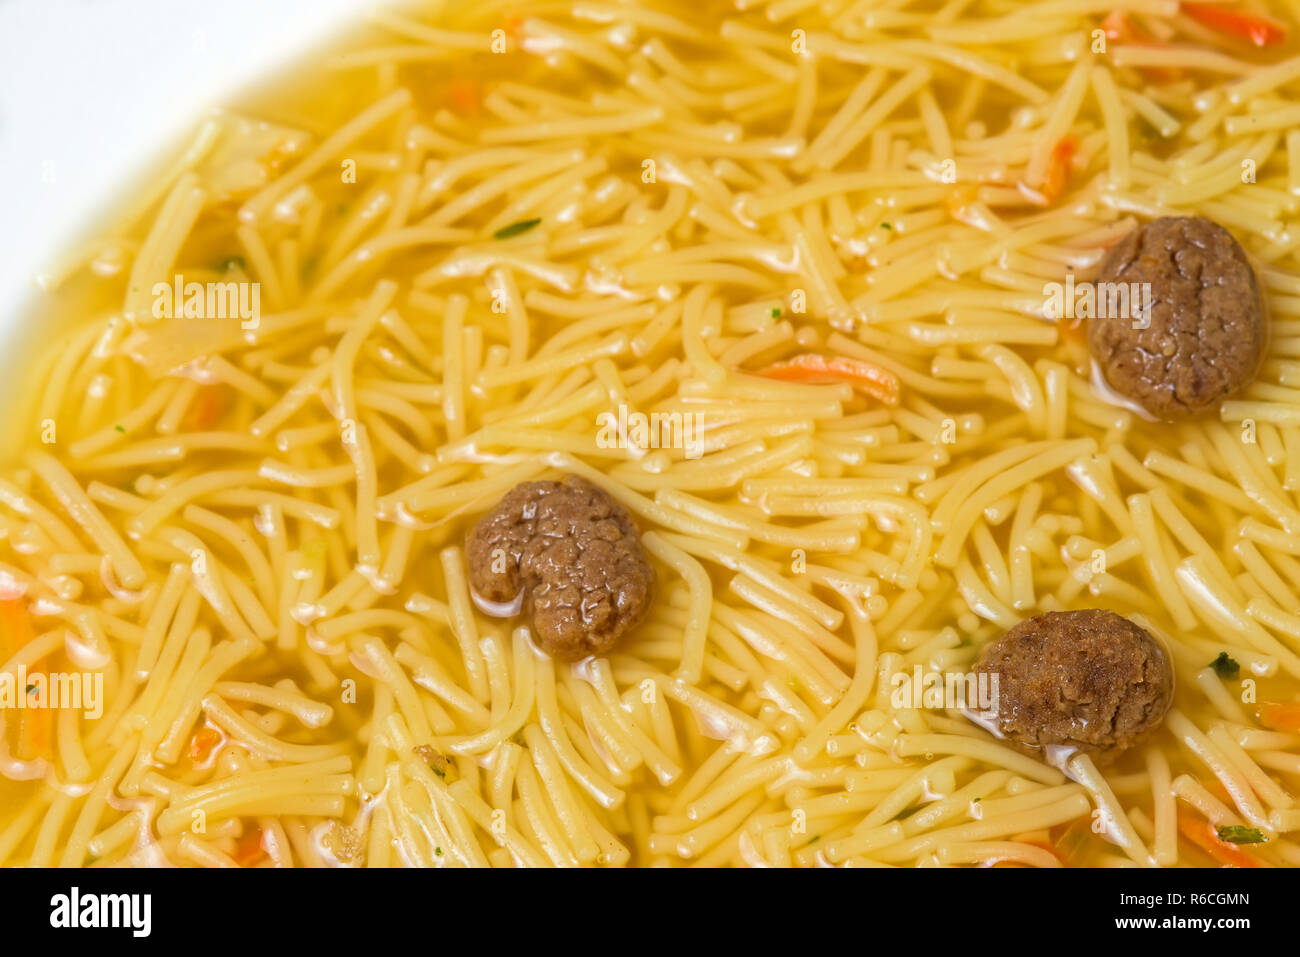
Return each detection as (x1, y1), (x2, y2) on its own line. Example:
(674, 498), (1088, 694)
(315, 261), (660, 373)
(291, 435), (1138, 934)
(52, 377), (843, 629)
(1088, 216), (1264, 419)
(466, 474), (653, 661)
(972, 610), (1172, 758)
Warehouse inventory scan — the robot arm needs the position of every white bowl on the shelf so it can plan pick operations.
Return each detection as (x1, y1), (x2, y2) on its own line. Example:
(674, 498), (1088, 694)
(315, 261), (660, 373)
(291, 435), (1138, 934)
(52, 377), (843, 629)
(0, 0), (369, 339)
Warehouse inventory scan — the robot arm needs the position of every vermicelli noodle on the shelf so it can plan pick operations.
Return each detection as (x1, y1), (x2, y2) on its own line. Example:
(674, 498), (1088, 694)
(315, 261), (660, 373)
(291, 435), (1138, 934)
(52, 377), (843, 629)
(3, 0), (1300, 868)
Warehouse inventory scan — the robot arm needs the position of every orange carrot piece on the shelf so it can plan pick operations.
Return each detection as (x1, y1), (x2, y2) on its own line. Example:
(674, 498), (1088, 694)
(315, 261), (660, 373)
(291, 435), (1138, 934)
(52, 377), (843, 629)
(1102, 11), (1183, 82)
(1043, 136), (1079, 203)
(1177, 812), (1262, 868)
(234, 826), (266, 867)
(188, 726), (222, 762)
(22, 705), (52, 759)
(1102, 10), (1134, 40)
(0, 598), (32, 657)
(1258, 701), (1300, 734)
(755, 353), (902, 405)
(448, 78), (480, 116)
(1, 598), (51, 760)
(1182, 2), (1287, 46)
(183, 385), (231, 432)
(1020, 135), (1080, 207)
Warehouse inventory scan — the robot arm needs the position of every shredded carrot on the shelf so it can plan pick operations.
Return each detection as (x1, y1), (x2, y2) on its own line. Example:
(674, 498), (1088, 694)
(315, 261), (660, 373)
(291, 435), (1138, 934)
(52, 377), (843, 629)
(754, 353), (902, 405)
(188, 726), (222, 763)
(0, 597), (33, 656)
(1045, 136), (1079, 203)
(183, 385), (231, 432)
(1102, 9), (1136, 41)
(1020, 135), (1079, 207)
(1177, 812), (1262, 868)
(234, 825), (266, 867)
(25, 706), (52, 760)
(1, 598), (52, 760)
(1258, 701), (1300, 734)
(448, 78), (481, 116)
(1182, 2), (1287, 46)
(1102, 11), (1183, 82)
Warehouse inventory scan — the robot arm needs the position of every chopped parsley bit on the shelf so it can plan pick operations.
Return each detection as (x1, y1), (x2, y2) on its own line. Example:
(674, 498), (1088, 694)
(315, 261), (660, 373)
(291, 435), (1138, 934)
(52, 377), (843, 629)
(493, 218), (542, 240)
(879, 222), (892, 230)
(770, 306), (782, 318)
(218, 255), (245, 272)
(510, 731), (525, 745)
(434, 846), (443, 856)
(431, 767), (445, 779)
(807, 834), (820, 844)
(1210, 652), (1240, 680)
(26, 683), (37, 695)
(114, 424), (126, 433)
(1217, 825), (1266, 845)
(972, 797), (981, 803)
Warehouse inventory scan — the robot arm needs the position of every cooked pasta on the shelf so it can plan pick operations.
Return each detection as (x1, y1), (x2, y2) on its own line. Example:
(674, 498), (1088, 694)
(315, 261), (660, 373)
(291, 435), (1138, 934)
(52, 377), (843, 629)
(3, 0), (1300, 868)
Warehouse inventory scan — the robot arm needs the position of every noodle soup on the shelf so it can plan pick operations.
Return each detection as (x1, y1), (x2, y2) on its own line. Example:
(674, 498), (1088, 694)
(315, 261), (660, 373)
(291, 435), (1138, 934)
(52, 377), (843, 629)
(3, 0), (1300, 868)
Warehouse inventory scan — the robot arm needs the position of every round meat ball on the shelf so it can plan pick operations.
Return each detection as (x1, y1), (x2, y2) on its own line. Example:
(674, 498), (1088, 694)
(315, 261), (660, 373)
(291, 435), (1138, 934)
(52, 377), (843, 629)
(1088, 216), (1264, 420)
(466, 474), (653, 661)
(971, 609), (1172, 758)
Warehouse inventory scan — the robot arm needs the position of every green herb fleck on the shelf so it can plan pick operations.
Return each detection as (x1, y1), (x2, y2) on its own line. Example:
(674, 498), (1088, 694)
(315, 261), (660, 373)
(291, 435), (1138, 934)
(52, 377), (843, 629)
(879, 222), (892, 231)
(1216, 825), (1266, 845)
(807, 834), (820, 844)
(510, 731), (525, 745)
(770, 306), (782, 318)
(434, 846), (443, 856)
(431, 767), (446, 779)
(218, 255), (245, 272)
(26, 683), (37, 695)
(114, 424), (126, 434)
(493, 218), (542, 240)
(336, 203), (349, 216)
(1210, 652), (1240, 680)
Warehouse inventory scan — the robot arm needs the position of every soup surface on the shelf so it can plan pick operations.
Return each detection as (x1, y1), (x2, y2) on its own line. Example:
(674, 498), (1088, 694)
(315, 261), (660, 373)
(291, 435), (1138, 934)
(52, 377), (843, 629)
(3, 0), (1300, 868)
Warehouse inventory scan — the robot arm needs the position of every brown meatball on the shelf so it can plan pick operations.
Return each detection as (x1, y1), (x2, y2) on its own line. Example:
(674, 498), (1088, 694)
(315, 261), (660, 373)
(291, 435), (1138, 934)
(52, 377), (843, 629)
(1088, 216), (1264, 419)
(466, 475), (653, 661)
(972, 610), (1172, 758)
